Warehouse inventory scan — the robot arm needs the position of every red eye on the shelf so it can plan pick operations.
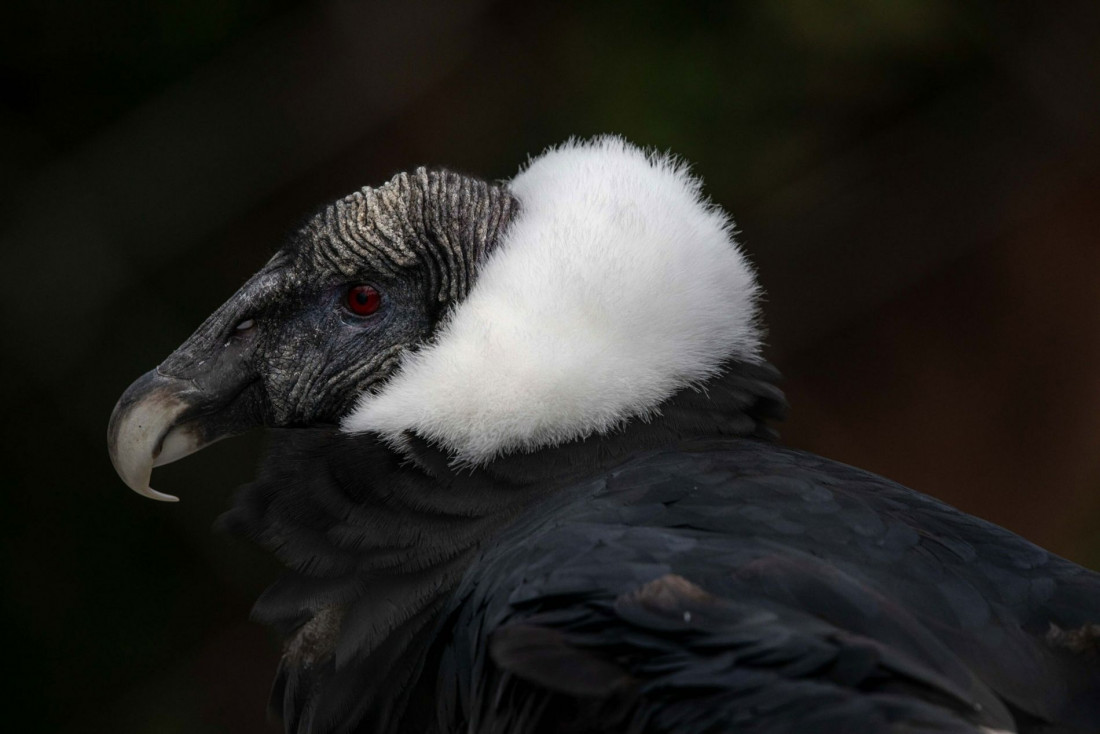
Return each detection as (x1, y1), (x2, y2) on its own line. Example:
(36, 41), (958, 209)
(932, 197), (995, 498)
(346, 285), (381, 316)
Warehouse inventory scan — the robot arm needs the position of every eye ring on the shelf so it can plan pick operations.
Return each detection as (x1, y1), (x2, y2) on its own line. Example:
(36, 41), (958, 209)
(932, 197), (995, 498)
(346, 284), (382, 316)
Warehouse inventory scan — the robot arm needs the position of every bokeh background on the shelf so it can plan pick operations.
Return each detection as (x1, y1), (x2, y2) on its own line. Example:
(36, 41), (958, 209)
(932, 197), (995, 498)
(3, 1), (1099, 731)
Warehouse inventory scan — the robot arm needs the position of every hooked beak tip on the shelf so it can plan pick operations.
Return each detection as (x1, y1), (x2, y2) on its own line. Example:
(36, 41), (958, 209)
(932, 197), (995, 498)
(137, 485), (181, 503)
(108, 371), (201, 502)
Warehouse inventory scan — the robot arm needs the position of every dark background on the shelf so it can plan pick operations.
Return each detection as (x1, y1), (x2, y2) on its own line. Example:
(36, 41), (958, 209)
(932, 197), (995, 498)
(3, 1), (1099, 731)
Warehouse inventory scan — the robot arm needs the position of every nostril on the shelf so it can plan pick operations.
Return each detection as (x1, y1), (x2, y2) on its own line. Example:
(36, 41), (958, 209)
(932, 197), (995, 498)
(235, 319), (255, 332)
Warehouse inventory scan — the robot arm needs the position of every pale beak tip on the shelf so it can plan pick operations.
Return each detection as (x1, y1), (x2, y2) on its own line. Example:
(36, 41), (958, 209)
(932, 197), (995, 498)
(109, 370), (198, 503)
(145, 487), (181, 503)
(113, 460), (182, 502)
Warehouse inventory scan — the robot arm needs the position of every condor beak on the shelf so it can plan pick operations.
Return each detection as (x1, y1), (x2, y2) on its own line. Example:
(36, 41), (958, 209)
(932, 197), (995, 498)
(109, 262), (282, 500)
(108, 365), (263, 501)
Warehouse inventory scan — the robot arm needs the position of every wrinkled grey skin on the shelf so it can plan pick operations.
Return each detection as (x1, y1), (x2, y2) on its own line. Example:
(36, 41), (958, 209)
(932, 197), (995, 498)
(108, 168), (517, 499)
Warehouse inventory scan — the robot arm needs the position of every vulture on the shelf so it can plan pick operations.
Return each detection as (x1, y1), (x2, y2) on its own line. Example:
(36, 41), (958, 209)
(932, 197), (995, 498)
(108, 137), (1100, 734)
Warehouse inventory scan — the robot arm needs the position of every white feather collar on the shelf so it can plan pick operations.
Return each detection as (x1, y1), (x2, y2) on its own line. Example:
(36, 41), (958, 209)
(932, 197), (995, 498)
(342, 136), (763, 463)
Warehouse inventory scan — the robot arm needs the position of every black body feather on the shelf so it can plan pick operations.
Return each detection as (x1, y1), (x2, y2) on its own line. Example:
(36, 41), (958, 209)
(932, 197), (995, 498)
(222, 361), (1100, 733)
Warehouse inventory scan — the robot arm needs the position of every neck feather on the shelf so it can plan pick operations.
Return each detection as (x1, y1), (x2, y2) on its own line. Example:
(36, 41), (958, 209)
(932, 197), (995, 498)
(344, 136), (765, 465)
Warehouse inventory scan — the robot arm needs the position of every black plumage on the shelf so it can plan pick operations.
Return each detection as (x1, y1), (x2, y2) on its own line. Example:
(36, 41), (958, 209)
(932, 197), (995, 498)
(109, 139), (1100, 733)
(222, 362), (1100, 733)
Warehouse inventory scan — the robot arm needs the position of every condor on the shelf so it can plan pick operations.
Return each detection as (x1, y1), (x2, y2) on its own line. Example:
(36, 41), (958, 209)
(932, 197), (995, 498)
(109, 137), (1100, 734)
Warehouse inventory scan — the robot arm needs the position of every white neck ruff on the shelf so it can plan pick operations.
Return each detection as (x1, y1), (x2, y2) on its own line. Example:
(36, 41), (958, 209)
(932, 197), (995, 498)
(342, 136), (763, 463)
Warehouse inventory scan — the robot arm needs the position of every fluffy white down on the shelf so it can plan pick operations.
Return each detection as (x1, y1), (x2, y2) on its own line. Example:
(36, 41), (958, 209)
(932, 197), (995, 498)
(342, 136), (763, 463)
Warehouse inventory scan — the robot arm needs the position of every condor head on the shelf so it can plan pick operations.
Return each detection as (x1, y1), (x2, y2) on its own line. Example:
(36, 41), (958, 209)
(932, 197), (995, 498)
(108, 137), (764, 501)
(108, 169), (517, 501)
